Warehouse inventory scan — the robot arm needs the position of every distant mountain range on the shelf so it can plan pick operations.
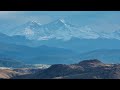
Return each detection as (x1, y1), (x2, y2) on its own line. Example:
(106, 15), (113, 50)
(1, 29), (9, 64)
(2, 19), (120, 41)
(1, 30), (120, 53)
(2, 40), (120, 65)
(0, 19), (120, 65)
(1, 19), (120, 53)
(0, 42), (79, 64)
(0, 32), (33, 46)
(1, 17), (120, 79)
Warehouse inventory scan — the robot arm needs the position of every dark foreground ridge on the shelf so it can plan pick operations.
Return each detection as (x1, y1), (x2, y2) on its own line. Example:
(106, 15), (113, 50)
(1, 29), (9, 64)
(1, 59), (120, 79)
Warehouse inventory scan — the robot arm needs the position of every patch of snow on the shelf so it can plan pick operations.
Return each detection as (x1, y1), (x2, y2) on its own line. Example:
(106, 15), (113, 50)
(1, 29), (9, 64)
(24, 28), (34, 35)
(0, 67), (11, 69)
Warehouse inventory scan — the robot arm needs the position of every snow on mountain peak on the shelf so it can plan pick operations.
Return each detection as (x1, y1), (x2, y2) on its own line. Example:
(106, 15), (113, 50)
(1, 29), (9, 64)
(26, 21), (37, 24)
(5, 19), (120, 41)
(52, 19), (66, 26)
(59, 19), (65, 23)
(24, 28), (34, 35)
(25, 21), (41, 28)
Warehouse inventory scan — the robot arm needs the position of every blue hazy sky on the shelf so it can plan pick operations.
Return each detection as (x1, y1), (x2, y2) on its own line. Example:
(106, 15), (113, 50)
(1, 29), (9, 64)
(0, 11), (120, 31)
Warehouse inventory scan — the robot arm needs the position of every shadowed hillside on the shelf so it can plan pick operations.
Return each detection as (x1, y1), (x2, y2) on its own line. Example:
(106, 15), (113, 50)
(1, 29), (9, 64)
(8, 59), (120, 79)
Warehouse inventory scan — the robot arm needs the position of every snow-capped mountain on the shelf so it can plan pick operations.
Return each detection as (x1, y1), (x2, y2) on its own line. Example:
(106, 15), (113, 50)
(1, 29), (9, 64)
(111, 29), (120, 40)
(7, 21), (41, 39)
(3, 19), (120, 41)
(3, 19), (98, 40)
